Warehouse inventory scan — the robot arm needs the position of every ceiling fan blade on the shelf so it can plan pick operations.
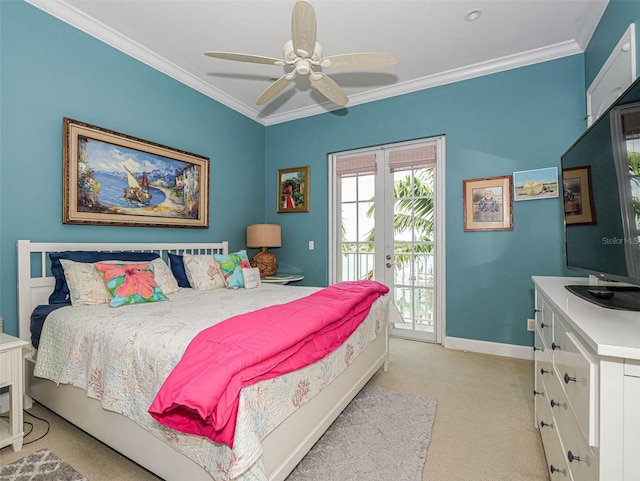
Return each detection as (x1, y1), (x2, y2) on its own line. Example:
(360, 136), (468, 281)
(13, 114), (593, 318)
(322, 53), (400, 70)
(256, 74), (295, 105)
(291, 0), (317, 58)
(204, 51), (284, 66)
(310, 72), (348, 106)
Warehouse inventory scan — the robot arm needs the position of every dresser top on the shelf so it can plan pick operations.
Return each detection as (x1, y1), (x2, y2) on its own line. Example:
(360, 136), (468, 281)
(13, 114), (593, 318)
(533, 276), (640, 360)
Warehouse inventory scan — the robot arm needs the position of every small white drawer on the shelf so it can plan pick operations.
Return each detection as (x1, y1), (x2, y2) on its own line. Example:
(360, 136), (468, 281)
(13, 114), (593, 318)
(536, 298), (554, 349)
(556, 328), (599, 447)
(561, 413), (599, 481)
(536, 389), (571, 479)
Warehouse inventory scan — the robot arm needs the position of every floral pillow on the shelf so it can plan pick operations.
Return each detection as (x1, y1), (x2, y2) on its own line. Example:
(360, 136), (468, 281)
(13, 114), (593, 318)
(182, 254), (227, 290)
(60, 259), (111, 306)
(213, 250), (251, 289)
(94, 262), (167, 307)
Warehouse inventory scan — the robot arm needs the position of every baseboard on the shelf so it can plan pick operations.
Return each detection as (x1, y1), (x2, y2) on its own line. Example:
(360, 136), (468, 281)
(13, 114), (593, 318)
(444, 336), (533, 360)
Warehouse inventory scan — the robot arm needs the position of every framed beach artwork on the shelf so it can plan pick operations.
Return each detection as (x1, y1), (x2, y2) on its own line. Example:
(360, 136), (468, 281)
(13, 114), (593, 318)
(463, 175), (513, 231)
(513, 167), (559, 201)
(562, 166), (596, 225)
(277, 166), (310, 213)
(63, 118), (209, 228)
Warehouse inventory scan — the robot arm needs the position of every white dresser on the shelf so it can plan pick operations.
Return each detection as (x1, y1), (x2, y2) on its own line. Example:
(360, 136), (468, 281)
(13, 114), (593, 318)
(533, 276), (640, 481)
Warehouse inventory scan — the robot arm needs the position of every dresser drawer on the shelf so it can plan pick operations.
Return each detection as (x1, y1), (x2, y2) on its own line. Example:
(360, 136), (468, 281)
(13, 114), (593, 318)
(561, 413), (599, 481)
(536, 297), (554, 349)
(554, 322), (599, 446)
(536, 386), (571, 479)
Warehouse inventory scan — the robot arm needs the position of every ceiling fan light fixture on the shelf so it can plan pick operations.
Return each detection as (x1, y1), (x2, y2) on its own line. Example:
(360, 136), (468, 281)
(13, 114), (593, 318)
(204, 0), (399, 107)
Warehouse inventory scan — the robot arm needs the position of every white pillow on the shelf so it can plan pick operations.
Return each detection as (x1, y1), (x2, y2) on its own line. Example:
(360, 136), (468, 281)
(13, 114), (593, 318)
(149, 258), (180, 295)
(242, 267), (261, 289)
(182, 254), (227, 290)
(60, 258), (111, 306)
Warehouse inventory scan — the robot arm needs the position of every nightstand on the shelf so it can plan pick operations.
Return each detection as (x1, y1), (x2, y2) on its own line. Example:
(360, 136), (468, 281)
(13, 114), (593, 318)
(0, 333), (28, 452)
(262, 275), (304, 285)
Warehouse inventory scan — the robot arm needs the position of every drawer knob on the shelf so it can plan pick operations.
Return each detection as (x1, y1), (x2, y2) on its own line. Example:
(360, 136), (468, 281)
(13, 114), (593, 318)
(550, 464), (566, 476)
(540, 420), (553, 429)
(541, 368), (551, 375)
(540, 322), (548, 329)
(563, 373), (577, 384)
(533, 346), (543, 351)
(550, 399), (563, 408)
(567, 451), (582, 463)
(533, 390), (543, 396)
(551, 342), (560, 350)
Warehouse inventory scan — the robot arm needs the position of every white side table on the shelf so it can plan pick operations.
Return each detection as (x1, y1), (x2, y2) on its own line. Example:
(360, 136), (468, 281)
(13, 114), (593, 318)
(262, 275), (304, 285)
(0, 333), (28, 452)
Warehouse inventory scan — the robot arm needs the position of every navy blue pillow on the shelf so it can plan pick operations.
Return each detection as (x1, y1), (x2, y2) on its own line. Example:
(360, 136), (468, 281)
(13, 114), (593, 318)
(168, 253), (191, 288)
(49, 251), (160, 305)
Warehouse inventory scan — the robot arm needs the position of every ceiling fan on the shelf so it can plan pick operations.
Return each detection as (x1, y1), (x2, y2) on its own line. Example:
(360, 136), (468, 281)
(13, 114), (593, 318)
(204, 0), (399, 107)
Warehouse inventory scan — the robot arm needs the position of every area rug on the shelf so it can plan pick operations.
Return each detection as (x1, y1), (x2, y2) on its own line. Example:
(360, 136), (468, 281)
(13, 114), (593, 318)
(0, 449), (87, 481)
(286, 384), (437, 481)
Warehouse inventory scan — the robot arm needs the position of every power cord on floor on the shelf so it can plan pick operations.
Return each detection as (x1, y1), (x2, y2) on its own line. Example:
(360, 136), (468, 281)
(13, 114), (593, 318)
(0, 406), (51, 445)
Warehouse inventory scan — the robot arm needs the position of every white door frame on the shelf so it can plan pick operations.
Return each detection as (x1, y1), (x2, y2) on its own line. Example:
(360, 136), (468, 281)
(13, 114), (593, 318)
(328, 136), (446, 344)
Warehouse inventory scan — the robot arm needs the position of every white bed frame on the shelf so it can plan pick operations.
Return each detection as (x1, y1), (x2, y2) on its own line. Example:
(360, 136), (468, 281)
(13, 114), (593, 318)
(17, 240), (389, 481)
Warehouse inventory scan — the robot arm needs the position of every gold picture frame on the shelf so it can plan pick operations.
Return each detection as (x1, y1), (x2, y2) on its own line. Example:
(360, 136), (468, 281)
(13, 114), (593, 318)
(563, 166), (596, 226)
(277, 166), (310, 213)
(63, 118), (209, 228)
(463, 175), (513, 231)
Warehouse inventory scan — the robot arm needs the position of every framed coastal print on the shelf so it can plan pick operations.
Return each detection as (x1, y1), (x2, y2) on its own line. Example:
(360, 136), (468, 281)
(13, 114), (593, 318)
(513, 167), (559, 201)
(562, 166), (596, 225)
(63, 118), (209, 228)
(277, 166), (309, 213)
(463, 175), (513, 231)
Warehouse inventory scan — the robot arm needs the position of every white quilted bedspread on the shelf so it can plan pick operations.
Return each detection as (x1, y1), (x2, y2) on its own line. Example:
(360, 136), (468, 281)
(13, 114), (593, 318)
(34, 285), (396, 480)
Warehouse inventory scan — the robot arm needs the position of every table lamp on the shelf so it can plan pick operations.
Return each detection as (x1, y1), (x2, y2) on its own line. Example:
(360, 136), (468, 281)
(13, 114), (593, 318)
(246, 224), (281, 277)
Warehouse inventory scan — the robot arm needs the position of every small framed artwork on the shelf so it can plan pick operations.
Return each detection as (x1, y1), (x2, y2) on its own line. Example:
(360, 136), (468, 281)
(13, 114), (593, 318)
(562, 166), (596, 225)
(513, 167), (559, 201)
(63, 118), (209, 228)
(463, 175), (513, 231)
(277, 166), (310, 213)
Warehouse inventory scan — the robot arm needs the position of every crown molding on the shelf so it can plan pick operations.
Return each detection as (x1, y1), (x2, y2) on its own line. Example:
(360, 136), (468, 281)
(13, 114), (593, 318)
(24, 0), (262, 122)
(26, 0), (586, 127)
(261, 40), (583, 125)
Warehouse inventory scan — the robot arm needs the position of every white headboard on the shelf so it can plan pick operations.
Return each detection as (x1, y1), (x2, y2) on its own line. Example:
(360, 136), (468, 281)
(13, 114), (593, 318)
(17, 240), (229, 347)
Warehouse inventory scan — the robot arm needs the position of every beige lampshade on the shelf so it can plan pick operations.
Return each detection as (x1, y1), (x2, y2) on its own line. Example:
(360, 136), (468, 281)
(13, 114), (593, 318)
(246, 224), (281, 248)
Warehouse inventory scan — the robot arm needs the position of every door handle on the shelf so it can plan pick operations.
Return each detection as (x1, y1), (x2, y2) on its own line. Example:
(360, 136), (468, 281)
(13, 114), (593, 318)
(386, 255), (391, 260)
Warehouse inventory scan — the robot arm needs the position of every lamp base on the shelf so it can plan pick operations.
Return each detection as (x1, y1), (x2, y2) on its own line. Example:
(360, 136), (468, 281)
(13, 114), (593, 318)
(250, 249), (278, 278)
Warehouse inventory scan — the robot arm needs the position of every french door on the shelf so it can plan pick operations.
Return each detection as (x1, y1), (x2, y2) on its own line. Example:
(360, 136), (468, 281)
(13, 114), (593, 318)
(329, 137), (445, 343)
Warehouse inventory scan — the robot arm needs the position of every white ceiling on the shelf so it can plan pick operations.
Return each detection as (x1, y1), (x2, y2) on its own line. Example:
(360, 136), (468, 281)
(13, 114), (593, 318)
(26, 0), (609, 126)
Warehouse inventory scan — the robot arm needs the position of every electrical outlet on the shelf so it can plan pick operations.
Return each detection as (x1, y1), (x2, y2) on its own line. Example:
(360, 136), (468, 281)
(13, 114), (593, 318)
(309, 241), (314, 250)
(527, 318), (536, 331)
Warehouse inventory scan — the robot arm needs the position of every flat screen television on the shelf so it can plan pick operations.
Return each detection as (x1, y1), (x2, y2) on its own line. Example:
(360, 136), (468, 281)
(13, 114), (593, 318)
(561, 75), (640, 310)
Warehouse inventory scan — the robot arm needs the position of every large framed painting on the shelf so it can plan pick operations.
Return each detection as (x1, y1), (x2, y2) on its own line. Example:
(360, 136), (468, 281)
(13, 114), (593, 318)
(63, 118), (209, 228)
(463, 175), (513, 231)
(277, 166), (310, 213)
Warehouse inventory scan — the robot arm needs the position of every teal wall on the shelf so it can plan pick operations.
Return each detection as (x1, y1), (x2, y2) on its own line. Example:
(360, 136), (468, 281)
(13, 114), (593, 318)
(1, 0), (635, 348)
(265, 58), (585, 346)
(0, 1), (265, 335)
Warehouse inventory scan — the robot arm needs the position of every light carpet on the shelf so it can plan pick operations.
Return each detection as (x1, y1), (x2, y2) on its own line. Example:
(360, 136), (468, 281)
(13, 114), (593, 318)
(0, 448), (87, 481)
(286, 384), (437, 481)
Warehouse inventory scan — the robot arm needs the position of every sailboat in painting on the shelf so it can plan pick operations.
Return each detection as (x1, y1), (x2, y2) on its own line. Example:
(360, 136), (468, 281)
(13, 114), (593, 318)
(123, 165), (152, 205)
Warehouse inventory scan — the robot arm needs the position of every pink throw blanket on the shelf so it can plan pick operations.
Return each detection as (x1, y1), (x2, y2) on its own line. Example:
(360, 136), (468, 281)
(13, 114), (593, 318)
(148, 280), (389, 447)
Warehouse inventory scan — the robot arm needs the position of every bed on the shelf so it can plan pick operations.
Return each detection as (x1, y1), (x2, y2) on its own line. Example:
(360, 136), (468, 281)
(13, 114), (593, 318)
(16, 240), (398, 481)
